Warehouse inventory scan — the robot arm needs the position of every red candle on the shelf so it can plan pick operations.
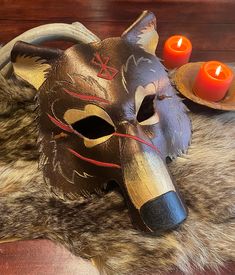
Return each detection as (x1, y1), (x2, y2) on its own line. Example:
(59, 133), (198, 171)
(163, 35), (192, 69)
(193, 61), (234, 102)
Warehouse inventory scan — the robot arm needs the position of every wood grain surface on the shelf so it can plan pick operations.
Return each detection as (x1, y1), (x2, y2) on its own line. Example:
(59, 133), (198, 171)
(1, 0), (235, 61)
(0, 0), (234, 274)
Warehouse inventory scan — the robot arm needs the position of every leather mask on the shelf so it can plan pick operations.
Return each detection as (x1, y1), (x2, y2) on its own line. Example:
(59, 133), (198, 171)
(11, 11), (191, 233)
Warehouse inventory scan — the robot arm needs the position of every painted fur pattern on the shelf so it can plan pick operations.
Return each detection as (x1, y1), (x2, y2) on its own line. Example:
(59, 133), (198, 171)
(0, 72), (234, 274)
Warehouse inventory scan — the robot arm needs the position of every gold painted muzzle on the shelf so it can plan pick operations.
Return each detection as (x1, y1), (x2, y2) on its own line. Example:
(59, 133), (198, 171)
(119, 123), (187, 232)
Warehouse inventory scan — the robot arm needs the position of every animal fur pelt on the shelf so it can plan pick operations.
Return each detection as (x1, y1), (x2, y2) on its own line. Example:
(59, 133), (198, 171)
(0, 72), (234, 275)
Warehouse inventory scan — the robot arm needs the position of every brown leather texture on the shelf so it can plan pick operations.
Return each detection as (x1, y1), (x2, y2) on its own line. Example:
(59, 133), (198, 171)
(0, 1), (234, 274)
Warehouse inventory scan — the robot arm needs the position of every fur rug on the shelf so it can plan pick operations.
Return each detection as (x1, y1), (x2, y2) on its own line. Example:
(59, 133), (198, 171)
(0, 72), (234, 274)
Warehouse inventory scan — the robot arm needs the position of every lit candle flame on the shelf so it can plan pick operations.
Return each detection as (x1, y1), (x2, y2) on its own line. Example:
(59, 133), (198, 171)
(177, 37), (183, 48)
(215, 65), (222, 77)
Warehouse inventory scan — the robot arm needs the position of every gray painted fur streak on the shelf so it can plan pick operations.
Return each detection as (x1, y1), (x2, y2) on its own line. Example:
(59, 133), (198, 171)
(0, 75), (234, 274)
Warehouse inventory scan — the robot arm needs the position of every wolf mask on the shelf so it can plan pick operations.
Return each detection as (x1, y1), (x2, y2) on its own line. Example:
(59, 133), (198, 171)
(11, 11), (191, 233)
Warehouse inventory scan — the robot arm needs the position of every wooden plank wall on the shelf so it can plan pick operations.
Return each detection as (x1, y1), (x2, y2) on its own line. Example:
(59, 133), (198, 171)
(0, 0), (234, 61)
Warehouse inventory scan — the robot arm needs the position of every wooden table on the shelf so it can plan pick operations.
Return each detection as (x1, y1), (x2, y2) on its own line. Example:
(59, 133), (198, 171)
(0, 0), (234, 274)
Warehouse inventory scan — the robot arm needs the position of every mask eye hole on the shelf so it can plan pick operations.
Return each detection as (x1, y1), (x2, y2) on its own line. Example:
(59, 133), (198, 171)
(135, 85), (159, 126)
(71, 116), (115, 139)
(137, 94), (155, 123)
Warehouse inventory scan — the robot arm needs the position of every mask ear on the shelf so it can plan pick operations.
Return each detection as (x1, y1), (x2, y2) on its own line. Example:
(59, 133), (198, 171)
(11, 41), (63, 90)
(121, 10), (159, 55)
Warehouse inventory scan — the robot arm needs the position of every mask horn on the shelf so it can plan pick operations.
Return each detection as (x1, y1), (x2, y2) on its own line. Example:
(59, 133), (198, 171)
(11, 41), (63, 90)
(121, 10), (159, 55)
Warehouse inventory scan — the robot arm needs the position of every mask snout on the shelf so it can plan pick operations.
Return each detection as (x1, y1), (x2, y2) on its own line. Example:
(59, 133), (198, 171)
(118, 123), (187, 233)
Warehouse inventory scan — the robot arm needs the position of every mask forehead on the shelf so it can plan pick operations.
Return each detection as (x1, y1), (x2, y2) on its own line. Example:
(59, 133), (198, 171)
(54, 39), (167, 122)
(62, 39), (129, 101)
(41, 39), (148, 125)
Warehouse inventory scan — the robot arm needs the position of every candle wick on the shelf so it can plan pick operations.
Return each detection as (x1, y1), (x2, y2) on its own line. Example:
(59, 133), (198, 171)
(215, 65), (222, 77)
(177, 37), (183, 48)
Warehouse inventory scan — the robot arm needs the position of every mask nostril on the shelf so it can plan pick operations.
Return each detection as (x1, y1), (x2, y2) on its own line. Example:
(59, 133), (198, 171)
(104, 180), (121, 192)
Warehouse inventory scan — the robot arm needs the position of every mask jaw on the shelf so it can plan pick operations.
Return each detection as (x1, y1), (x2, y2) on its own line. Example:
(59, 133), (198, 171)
(121, 10), (159, 56)
(117, 122), (187, 233)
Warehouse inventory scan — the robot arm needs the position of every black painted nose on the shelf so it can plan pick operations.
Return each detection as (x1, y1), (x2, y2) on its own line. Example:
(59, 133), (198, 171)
(140, 191), (187, 232)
